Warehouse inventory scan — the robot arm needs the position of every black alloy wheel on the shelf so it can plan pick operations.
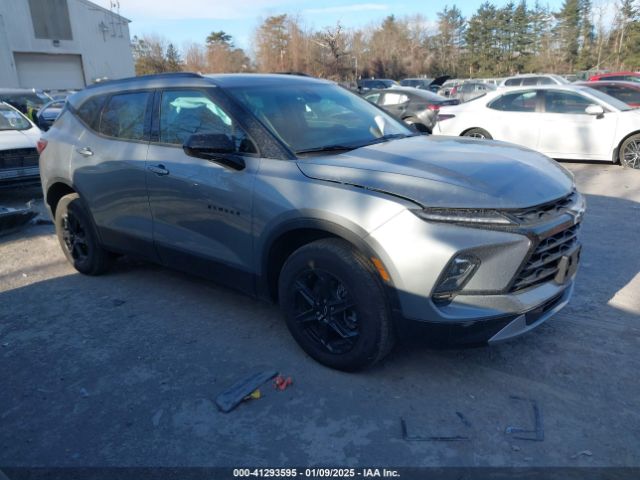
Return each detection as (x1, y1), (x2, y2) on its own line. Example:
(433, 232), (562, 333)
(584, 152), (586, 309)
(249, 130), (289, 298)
(278, 238), (395, 371)
(54, 193), (112, 275)
(61, 210), (90, 263)
(292, 268), (359, 355)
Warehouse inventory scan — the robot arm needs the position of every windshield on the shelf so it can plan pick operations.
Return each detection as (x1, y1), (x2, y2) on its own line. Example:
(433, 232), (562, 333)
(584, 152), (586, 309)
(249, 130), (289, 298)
(553, 75), (571, 84)
(583, 87), (633, 111)
(228, 83), (414, 155)
(0, 93), (49, 110)
(0, 105), (32, 131)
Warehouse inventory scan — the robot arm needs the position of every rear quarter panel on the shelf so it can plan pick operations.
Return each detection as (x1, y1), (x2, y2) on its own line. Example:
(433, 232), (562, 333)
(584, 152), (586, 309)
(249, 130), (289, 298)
(39, 110), (83, 198)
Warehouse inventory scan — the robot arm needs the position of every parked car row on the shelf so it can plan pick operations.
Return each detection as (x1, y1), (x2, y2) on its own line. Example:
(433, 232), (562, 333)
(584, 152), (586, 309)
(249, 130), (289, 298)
(0, 101), (42, 187)
(0, 88), (74, 187)
(434, 84), (640, 168)
(0, 88), (71, 131)
(362, 87), (459, 133)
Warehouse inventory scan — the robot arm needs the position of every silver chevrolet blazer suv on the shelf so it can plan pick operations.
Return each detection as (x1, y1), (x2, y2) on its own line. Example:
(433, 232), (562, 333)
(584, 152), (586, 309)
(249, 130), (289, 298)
(38, 73), (585, 370)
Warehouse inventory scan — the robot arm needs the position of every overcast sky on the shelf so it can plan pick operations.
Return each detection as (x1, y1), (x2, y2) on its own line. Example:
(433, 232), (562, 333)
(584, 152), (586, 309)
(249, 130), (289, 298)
(99, 0), (565, 53)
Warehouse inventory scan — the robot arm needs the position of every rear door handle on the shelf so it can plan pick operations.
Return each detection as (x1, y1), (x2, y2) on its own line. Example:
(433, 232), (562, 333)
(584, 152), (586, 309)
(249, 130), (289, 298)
(76, 147), (93, 157)
(147, 164), (170, 176)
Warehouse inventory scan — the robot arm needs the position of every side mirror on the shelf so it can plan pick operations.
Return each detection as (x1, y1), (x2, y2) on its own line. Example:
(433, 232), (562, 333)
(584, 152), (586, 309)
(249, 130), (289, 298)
(183, 133), (245, 170)
(585, 104), (605, 117)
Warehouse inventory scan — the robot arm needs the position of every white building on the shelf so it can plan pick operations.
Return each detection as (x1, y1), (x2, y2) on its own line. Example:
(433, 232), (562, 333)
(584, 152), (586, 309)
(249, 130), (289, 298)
(0, 0), (135, 90)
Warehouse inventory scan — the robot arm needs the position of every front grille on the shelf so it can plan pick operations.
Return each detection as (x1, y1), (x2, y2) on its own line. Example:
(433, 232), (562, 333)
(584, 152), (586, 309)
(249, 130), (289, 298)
(510, 191), (578, 224)
(511, 223), (580, 292)
(0, 148), (39, 170)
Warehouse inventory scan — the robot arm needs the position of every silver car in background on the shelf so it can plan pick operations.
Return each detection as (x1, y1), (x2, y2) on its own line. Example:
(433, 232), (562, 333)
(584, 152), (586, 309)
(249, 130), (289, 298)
(39, 73), (584, 370)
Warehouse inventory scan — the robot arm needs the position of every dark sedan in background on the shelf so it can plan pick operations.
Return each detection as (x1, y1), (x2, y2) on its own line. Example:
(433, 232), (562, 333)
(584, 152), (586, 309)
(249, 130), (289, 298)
(399, 75), (450, 93)
(363, 86), (459, 133)
(578, 80), (640, 108)
(357, 78), (399, 91)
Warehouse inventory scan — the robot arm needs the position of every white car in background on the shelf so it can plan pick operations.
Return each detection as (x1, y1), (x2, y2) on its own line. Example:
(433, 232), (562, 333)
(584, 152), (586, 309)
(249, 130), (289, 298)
(0, 101), (42, 186)
(499, 74), (570, 87)
(434, 85), (640, 168)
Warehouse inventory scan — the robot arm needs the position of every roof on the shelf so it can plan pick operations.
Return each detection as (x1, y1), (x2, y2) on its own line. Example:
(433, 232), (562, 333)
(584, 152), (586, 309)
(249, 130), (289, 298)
(591, 71), (640, 77)
(204, 73), (332, 88)
(369, 86), (444, 99)
(504, 73), (562, 78)
(69, 72), (334, 106)
(577, 80), (640, 88)
(0, 88), (44, 94)
(77, 0), (131, 23)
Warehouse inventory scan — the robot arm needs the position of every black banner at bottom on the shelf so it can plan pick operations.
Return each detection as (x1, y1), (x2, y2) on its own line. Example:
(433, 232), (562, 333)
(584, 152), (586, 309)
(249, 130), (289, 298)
(1, 467), (639, 480)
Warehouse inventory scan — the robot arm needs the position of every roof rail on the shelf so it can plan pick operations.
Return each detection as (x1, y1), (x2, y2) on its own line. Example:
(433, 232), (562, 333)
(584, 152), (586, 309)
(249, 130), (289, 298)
(86, 72), (203, 89)
(273, 71), (312, 77)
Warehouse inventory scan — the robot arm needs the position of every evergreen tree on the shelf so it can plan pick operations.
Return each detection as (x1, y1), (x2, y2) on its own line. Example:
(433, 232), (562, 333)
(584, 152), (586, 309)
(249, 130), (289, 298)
(165, 43), (182, 72)
(555, 0), (581, 70)
(434, 6), (466, 76)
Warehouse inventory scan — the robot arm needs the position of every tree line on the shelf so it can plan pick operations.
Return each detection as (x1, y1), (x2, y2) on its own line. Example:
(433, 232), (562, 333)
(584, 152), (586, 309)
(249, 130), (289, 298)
(132, 0), (640, 81)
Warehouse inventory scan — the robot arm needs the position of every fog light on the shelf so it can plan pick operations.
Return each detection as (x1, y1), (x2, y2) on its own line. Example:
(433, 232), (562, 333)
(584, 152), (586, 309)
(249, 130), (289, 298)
(433, 254), (480, 296)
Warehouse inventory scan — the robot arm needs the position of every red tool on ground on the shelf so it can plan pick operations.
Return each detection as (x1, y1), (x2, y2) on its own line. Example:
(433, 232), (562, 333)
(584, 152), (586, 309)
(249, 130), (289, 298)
(274, 375), (293, 391)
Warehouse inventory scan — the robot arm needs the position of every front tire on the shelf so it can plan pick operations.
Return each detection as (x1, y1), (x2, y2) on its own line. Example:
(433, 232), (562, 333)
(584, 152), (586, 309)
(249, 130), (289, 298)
(55, 193), (112, 275)
(619, 134), (640, 169)
(462, 128), (493, 140)
(278, 238), (395, 371)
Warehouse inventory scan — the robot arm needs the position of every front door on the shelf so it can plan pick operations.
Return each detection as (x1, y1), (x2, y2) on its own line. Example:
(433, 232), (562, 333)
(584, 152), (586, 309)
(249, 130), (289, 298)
(145, 88), (260, 291)
(537, 90), (618, 160)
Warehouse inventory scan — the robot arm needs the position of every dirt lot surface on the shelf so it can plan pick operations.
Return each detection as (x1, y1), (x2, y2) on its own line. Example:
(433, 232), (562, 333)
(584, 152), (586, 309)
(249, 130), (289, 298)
(1, 163), (639, 468)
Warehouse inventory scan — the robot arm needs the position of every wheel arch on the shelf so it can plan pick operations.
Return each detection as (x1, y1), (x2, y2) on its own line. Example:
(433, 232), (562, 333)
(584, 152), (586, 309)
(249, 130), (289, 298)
(613, 129), (640, 164)
(460, 127), (491, 137)
(46, 180), (76, 216)
(258, 218), (394, 305)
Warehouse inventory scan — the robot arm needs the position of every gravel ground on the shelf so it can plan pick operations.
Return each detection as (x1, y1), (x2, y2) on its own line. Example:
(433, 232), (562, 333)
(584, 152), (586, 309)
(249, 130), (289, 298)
(0, 163), (639, 468)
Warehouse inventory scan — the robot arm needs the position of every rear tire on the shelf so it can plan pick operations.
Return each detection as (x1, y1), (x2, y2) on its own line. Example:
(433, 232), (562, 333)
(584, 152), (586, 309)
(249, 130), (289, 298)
(619, 133), (640, 169)
(55, 193), (112, 275)
(278, 238), (394, 371)
(462, 128), (493, 140)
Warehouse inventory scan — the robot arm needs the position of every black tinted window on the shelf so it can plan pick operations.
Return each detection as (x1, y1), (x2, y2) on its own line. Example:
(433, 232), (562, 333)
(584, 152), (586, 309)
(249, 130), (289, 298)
(159, 90), (256, 154)
(504, 78), (522, 86)
(99, 92), (150, 140)
(489, 91), (537, 112)
(538, 77), (554, 85)
(602, 85), (640, 104)
(545, 91), (592, 113)
(76, 95), (107, 129)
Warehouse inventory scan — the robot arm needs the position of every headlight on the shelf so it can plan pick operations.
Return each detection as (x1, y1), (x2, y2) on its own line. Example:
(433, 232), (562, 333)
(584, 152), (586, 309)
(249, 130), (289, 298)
(412, 208), (516, 225)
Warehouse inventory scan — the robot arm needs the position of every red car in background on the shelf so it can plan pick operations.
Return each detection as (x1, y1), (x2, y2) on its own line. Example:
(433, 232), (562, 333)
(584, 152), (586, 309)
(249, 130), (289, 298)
(588, 71), (640, 83)
(578, 80), (640, 108)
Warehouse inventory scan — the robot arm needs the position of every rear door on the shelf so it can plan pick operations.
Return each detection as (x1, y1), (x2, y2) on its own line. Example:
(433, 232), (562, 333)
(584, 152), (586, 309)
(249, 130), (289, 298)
(378, 91), (410, 118)
(537, 90), (618, 160)
(69, 90), (157, 259)
(485, 90), (541, 149)
(145, 88), (260, 289)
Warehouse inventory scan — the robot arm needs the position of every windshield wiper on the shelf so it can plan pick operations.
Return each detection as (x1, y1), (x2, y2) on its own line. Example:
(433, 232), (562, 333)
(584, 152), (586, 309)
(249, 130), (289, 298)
(295, 133), (416, 156)
(295, 145), (359, 155)
(366, 133), (416, 146)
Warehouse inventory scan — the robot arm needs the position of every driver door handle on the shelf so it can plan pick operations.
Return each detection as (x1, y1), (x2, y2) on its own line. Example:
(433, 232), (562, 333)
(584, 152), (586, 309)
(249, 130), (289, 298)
(76, 147), (93, 157)
(147, 164), (170, 176)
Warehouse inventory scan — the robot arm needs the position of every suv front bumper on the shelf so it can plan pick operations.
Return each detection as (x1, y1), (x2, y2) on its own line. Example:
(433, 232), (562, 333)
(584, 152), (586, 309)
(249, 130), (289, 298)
(365, 203), (581, 342)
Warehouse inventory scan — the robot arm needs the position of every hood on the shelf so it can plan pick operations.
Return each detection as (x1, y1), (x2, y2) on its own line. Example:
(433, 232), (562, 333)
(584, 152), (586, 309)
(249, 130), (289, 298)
(296, 135), (574, 209)
(430, 75), (450, 87)
(0, 127), (40, 150)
